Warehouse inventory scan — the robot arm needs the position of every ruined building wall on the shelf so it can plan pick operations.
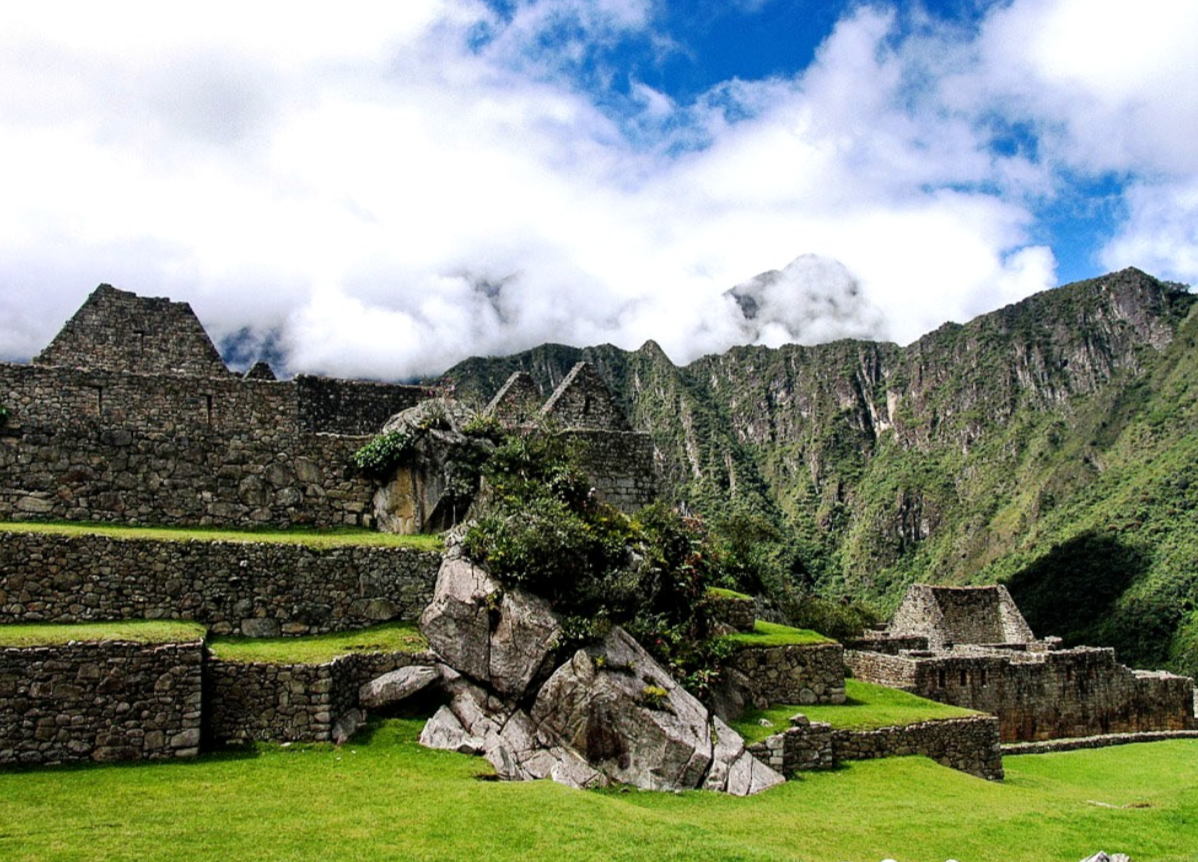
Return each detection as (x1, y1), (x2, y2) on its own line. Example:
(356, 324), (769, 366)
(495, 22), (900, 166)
(0, 363), (424, 528)
(848, 647), (1196, 742)
(566, 429), (657, 512)
(0, 639), (204, 765)
(34, 284), (231, 378)
(0, 531), (440, 635)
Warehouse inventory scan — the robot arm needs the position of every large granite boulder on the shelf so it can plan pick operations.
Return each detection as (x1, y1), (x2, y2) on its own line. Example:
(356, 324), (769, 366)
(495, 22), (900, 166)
(359, 665), (440, 710)
(531, 627), (716, 791)
(419, 557), (561, 698)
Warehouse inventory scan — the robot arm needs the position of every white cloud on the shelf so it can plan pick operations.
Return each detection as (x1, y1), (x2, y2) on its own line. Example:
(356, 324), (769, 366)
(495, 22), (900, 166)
(1, 0), (1193, 376)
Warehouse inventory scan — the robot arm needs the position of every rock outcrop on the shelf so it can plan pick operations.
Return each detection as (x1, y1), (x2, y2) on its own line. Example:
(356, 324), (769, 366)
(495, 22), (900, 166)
(399, 565), (785, 795)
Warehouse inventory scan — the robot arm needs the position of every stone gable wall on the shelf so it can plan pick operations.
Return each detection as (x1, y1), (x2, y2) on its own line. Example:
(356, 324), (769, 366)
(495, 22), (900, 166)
(205, 651), (436, 744)
(34, 285), (230, 378)
(727, 642), (846, 706)
(541, 363), (631, 431)
(566, 429), (657, 513)
(0, 639), (204, 765)
(0, 531), (440, 636)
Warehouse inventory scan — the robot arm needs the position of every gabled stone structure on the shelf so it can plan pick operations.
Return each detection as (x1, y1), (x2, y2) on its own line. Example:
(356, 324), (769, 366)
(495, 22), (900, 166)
(34, 284), (231, 378)
(848, 584), (1197, 742)
(482, 363), (656, 513)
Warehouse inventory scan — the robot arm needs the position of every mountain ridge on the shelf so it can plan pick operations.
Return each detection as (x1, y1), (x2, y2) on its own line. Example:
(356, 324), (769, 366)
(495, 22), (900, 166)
(441, 268), (1198, 676)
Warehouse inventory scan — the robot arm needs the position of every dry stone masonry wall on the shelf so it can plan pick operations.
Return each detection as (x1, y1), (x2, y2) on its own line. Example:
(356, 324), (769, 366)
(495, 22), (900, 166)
(0, 531), (440, 636)
(0, 639), (204, 765)
(727, 642), (847, 706)
(205, 650), (436, 744)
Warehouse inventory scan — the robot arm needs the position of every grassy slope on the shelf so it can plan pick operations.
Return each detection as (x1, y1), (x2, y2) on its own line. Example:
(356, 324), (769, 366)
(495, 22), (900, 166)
(721, 620), (832, 648)
(2, 719), (1195, 862)
(0, 521), (443, 551)
(731, 679), (980, 743)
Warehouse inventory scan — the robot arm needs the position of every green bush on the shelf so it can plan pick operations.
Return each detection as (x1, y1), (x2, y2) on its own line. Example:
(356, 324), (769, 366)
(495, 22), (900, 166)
(352, 429), (414, 476)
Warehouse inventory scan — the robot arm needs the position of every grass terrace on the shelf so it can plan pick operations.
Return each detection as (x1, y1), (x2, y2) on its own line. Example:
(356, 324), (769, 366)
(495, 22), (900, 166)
(0, 620), (207, 648)
(2, 718), (1195, 862)
(0, 520), (443, 552)
(706, 587), (753, 600)
(731, 679), (982, 744)
(206, 622), (428, 664)
(719, 620), (834, 648)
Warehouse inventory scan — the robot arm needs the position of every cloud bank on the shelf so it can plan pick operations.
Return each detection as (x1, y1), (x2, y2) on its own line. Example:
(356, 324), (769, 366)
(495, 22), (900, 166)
(1, 1), (1195, 378)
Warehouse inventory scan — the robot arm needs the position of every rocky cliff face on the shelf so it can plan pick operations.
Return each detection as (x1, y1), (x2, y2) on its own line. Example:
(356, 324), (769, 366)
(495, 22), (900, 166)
(444, 269), (1198, 675)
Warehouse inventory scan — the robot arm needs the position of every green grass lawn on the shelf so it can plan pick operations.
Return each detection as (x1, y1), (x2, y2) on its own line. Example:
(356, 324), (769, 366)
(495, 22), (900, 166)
(1, 718), (1195, 862)
(0, 620), (207, 648)
(0, 520), (443, 551)
(719, 620), (833, 648)
(731, 679), (981, 744)
(206, 622), (428, 664)
(707, 587), (753, 600)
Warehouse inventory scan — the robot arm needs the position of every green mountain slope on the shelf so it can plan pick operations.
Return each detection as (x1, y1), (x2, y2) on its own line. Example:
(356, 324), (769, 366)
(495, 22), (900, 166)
(442, 268), (1198, 675)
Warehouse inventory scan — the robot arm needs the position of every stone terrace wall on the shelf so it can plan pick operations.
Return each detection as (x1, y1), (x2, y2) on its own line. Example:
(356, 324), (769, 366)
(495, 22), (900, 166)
(727, 642), (846, 707)
(205, 651), (436, 744)
(0, 639), (204, 765)
(0, 363), (426, 528)
(0, 532), (440, 636)
(748, 714), (1003, 780)
(566, 429), (657, 513)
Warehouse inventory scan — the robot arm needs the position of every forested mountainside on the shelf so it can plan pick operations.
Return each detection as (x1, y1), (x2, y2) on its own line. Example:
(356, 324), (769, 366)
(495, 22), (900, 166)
(441, 268), (1198, 677)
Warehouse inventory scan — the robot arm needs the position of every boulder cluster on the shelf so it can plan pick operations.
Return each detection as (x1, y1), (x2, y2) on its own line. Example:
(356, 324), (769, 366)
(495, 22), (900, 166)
(360, 554), (784, 795)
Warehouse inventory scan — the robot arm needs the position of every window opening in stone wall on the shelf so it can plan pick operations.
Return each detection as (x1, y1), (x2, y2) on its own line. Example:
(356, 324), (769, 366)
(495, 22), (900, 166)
(1065, 666), (1074, 682)
(959, 669), (968, 686)
(91, 386), (104, 416)
(937, 668), (946, 688)
(204, 394), (213, 425)
(134, 330), (145, 353)
(980, 667), (988, 686)
(583, 395), (592, 415)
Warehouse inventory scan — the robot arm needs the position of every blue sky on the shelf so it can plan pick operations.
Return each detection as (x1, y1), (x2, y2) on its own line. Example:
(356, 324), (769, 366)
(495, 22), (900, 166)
(1, 1), (1196, 378)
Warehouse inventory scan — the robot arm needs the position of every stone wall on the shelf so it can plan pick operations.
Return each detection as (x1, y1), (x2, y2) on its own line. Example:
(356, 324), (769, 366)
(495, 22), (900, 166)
(832, 715), (1003, 780)
(727, 642), (846, 706)
(541, 362), (631, 431)
(710, 593), (756, 633)
(0, 363), (428, 528)
(566, 429), (657, 513)
(33, 284), (231, 378)
(748, 714), (1003, 780)
(848, 647), (1197, 743)
(205, 651), (436, 744)
(0, 639), (204, 765)
(0, 531), (440, 636)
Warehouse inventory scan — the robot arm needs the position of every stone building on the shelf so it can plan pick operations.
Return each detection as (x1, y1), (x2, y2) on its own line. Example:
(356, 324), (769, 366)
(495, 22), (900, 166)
(847, 584), (1197, 742)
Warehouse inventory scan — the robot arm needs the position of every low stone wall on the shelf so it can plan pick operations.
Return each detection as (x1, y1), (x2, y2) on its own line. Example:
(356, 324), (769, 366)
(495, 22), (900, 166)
(747, 714), (1003, 780)
(0, 531), (440, 636)
(746, 717), (834, 773)
(728, 642), (846, 706)
(833, 715), (1003, 780)
(845, 635), (929, 655)
(205, 651), (436, 744)
(0, 639), (204, 765)
(845, 649), (920, 688)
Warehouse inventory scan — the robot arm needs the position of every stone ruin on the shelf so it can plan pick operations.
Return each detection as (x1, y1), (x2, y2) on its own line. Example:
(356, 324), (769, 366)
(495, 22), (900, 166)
(1, 284), (1193, 790)
(847, 585), (1197, 742)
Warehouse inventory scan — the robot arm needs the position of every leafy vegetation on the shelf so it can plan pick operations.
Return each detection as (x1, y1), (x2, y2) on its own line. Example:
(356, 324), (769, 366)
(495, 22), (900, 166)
(206, 622), (427, 664)
(0, 520), (442, 551)
(2, 718), (1196, 862)
(351, 428), (415, 476)
(0, 620), (206, 647)
(731, 679), (981, 743)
